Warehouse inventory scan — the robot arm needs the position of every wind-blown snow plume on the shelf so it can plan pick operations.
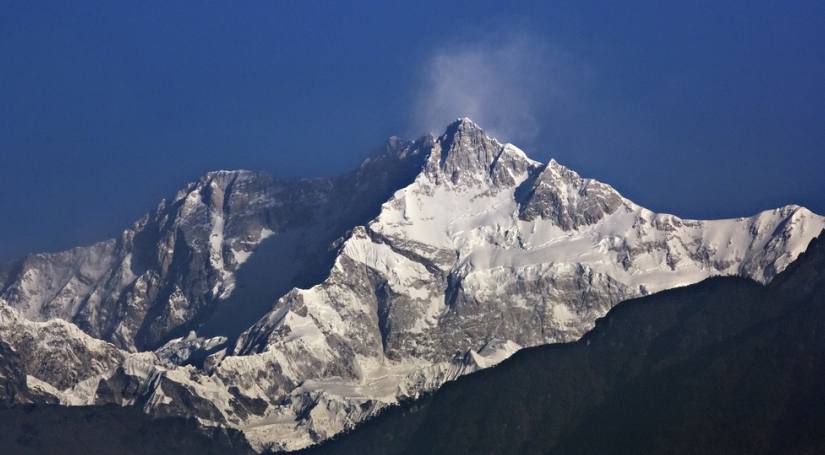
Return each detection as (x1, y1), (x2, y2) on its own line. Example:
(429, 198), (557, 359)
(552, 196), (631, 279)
(412, 32), (573, 145)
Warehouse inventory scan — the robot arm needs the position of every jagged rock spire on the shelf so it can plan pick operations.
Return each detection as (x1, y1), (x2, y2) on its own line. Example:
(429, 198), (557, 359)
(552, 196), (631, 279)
(423, 117), (536, 188)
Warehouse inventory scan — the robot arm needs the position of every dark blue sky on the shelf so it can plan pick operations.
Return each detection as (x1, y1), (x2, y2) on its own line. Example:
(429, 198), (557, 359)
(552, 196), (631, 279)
(1, 1), (823, 260)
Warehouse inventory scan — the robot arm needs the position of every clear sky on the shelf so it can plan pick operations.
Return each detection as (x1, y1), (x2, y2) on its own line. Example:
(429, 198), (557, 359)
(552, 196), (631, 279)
(1, 0), (823, 260)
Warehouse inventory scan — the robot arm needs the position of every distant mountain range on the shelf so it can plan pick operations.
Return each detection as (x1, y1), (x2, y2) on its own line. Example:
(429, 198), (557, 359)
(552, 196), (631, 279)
(1, 119), (823, 452)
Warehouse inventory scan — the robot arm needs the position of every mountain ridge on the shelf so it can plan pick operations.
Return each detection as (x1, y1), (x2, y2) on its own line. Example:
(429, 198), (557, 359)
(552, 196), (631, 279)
(293, 230), (825, 455)
(0, 118), (823, 451)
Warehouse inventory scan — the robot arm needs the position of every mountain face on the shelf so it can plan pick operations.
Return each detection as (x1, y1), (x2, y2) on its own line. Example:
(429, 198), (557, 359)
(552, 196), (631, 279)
(298, 231), (825, 455)
(0, 118), (823, 452)
(0, 137), (429, 352)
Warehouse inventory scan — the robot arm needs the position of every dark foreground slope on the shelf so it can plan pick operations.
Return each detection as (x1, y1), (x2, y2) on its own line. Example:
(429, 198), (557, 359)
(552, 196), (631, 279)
(0, 405), (253, 455)
(296, 231), (825, 455)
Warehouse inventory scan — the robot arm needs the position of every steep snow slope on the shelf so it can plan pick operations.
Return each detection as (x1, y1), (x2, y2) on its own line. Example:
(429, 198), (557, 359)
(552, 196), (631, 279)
(0, 118), (822, 452)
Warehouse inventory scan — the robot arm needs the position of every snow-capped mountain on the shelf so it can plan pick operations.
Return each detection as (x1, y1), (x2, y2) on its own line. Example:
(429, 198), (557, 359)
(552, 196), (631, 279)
(1, 118), (822, 451)
(0, 137), (429, 352)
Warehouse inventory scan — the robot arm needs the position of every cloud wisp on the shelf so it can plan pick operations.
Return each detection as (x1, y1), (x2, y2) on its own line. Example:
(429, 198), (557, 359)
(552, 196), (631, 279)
(411, 32), (576, 145)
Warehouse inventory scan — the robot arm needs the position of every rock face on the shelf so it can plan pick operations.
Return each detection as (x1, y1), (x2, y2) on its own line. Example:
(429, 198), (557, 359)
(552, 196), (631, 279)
(0, 118), (823, 452)
(517, 159), (624, 228)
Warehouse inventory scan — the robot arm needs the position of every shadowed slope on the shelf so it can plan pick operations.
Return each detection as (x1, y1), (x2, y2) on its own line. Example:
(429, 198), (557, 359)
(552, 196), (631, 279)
(0, 405), (253, 455)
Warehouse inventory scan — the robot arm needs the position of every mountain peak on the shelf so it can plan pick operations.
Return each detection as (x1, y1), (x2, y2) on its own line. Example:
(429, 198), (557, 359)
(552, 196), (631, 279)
(442, 117), (490, 145)
(423, 118), (535, 188)
(517, 158), (625, 229)
(450, 116), (483, 130)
